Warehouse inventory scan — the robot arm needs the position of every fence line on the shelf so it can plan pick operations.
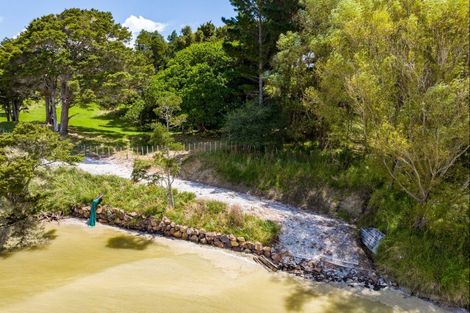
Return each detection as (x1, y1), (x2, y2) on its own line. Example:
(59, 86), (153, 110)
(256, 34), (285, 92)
(74, 141), (299, 158)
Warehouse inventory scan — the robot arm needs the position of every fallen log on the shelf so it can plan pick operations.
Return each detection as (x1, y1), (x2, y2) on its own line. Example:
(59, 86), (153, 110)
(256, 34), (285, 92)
(254, 255), (278, 272)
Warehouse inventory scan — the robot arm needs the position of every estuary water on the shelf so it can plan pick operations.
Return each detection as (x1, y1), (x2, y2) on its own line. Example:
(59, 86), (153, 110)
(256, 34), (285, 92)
(0, 221), (452, 313)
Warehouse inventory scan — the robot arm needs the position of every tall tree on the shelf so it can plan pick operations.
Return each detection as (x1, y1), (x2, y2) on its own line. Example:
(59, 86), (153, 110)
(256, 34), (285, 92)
(135, 30), (169, 71)
(55, 9), (132, 135)
(18, 13), (67, 130)
(146, 41), (234, 130)
(0, 38), (32, 122)
(223, 0), (300, 105)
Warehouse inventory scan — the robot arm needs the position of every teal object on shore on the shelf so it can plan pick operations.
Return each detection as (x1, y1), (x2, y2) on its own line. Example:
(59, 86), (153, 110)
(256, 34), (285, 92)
(88, 195), (103, 227)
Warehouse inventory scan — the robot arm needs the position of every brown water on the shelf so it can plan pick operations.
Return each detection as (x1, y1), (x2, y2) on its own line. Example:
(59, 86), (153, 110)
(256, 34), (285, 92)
(0, 221), (450, 313)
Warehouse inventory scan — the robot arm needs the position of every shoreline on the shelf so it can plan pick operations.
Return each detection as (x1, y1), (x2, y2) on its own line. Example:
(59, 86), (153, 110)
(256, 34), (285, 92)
(47, 217), (466, 313)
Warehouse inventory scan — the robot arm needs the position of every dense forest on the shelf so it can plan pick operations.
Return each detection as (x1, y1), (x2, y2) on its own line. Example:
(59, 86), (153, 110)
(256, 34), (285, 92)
(0, 0), (468, 308)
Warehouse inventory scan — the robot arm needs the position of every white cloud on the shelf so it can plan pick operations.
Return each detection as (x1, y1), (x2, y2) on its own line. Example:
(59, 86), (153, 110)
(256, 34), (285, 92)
(13, 28), (26, 39)
(123, 15), (167, 47)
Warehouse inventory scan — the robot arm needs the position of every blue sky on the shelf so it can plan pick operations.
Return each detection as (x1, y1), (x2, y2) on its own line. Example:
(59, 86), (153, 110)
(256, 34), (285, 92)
(0, 0), (235, 41)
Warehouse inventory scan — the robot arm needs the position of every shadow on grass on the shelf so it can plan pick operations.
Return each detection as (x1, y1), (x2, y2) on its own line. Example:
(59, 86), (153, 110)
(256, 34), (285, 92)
(106, 235), (153, 251)
(69, 124), (149, 147)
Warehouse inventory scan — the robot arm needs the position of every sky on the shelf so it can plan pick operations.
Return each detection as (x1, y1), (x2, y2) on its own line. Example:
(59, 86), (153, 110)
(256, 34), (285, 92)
(0, 0), (235, 43)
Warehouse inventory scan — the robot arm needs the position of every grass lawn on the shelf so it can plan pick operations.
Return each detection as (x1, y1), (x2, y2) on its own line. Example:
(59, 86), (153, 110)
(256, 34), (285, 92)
(0, 102), (146, 145)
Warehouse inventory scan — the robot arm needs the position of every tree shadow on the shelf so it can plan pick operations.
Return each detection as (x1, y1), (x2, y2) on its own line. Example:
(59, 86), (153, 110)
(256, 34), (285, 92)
(106, 235), (153, 250)
(284, 286), (319, 312)
(283, 282), (394, 313)
(0, 228), (58, 259)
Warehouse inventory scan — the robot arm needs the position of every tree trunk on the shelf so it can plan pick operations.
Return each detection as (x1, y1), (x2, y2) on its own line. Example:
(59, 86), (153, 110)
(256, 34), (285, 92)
(51, 92), (58, 132)
(59, 80), (70, 135)
(11, 99), (20, 122)
(167, 175), (174, 209)
(45, 94), (52, 125)
(257, 13), (263, 106)
(59, 101), (69, 135)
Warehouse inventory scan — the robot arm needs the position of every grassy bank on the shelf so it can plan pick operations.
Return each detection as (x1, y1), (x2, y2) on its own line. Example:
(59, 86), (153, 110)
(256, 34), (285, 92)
(33, 167), (279, 245)
(0, 102), (145, 145)
(188, 150), (469, 307)
(183, 150), (384, 220)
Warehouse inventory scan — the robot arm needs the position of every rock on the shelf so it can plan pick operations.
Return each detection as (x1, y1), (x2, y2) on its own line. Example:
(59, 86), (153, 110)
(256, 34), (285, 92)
(190, 235), (199, 243)
(230, 241), (239, 247)
(187, 228), (194, 236)
(237, 237), (245, 243)
(173, 231), (182, 238)
(200, 238), (207, 244)
(170, 222), (176, 228)
(228, 234), (236, 242)
(182, 232), (188, 240)
(213, 239), (224, 248)
(271, 253), (281, 264)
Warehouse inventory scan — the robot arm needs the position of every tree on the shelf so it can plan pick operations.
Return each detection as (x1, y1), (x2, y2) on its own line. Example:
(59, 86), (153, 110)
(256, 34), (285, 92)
(223, 0), (300, 105)
(0, 123), (77, 251)
(195, 22), (217, 42)
(149, 92), (186, 209)
(0, 38), (33, 122)
(146, 41), (234, 130)
(135, 30), (169, 71)
(55, 9), (132, 135)
(17, 13), (67, 130)
(280, 0), (469, 203)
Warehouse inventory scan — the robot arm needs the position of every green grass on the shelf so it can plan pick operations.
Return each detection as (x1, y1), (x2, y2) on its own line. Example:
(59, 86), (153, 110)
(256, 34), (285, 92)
(33, 167), (279, 245)
(0, 102), (146, 145)
(367, 185), (470, 307)
(194, 149), (384, 191)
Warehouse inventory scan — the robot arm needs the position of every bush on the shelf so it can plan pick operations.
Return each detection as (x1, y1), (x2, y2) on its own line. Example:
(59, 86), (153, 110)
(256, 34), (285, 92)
(366, 184), (469, 307)
(223, 101), (285, 147)
(131, 159), (153, 183)
(227, 204), (244, 227)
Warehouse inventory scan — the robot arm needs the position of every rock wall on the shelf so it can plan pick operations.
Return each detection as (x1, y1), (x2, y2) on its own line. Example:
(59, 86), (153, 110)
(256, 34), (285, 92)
(72, 206), (275, 259)
(71, 206), (388, 290)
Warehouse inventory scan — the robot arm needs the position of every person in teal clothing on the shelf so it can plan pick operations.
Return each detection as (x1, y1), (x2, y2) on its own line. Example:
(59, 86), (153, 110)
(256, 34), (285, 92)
(88, 194), (103, 227)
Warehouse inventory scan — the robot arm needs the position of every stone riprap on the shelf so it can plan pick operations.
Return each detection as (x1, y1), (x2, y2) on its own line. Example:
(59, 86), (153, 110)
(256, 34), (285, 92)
(71, 206), (388, 290)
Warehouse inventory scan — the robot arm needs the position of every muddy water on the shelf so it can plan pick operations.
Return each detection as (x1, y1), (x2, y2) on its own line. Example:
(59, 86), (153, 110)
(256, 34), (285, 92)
(0, 222), (449, 313)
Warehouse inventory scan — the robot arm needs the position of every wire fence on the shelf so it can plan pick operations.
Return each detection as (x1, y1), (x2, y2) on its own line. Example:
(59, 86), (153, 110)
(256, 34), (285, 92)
(74, 141), (293, 158)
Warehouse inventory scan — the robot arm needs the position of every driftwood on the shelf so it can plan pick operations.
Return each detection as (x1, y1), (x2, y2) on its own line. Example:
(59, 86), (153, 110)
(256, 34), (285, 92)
(254, 255), (278, 272)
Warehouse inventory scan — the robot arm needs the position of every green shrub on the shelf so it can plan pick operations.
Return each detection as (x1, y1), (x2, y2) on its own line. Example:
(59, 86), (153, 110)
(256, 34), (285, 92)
(367, 184), (469, 307)
(223, 101), (285, 147)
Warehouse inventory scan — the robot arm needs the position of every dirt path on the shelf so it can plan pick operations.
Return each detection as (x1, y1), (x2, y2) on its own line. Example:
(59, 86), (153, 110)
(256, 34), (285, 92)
(77, 157), (371, 270)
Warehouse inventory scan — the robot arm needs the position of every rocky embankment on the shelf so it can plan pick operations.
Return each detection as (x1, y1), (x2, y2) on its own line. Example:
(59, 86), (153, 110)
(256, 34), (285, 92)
(71, 205), (389, 290)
